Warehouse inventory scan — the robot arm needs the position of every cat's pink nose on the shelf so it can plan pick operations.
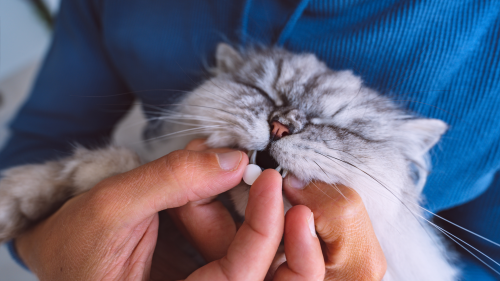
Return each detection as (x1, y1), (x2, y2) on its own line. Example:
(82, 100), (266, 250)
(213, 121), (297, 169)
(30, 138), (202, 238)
(271, 121), (290, 139)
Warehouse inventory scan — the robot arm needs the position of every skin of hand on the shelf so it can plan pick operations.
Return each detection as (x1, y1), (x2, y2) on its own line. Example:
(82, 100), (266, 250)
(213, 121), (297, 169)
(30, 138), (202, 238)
(14, 140), (325, 281)
(169, 140), (386, 281)
(283, 175), (388, 281)
(169, 140), (325, 281)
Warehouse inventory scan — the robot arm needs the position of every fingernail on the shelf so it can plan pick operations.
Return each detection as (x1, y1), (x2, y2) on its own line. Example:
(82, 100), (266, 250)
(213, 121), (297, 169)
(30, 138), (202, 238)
(308, 212), (317, 238)
(217, 151), (242, 171)
(286, 174), (306, 189)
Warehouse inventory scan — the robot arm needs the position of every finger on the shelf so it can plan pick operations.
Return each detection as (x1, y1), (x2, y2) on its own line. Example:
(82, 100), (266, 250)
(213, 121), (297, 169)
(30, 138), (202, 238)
(127, 213), (159, 281)
(89, 149), (248, 222)
(283, 175), (387, 280)
(185, 139), (209, 151)
(170, 138), (238, 261)
(186, 169), (284, 281)
(170, 198), (237, 262)
(273, 205), (325, 281)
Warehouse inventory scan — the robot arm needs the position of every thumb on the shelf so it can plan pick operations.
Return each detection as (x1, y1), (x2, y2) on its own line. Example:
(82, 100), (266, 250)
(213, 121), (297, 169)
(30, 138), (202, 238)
(283, 175), (387, 280)
(90, 149), (248, 220)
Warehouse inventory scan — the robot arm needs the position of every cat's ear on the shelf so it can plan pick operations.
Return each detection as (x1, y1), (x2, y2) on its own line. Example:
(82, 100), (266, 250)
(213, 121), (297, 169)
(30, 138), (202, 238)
(399, 118), (448, 154)
(215, 43), (243, 72)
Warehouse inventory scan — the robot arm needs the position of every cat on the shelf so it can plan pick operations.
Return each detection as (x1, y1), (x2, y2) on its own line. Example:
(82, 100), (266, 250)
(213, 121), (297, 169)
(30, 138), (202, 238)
(0, 43), (460, 280)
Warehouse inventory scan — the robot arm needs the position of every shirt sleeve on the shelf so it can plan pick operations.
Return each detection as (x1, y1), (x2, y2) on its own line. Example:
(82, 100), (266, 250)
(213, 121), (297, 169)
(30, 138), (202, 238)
(0, 0), (134, 170)
(0, 0), (134, 268)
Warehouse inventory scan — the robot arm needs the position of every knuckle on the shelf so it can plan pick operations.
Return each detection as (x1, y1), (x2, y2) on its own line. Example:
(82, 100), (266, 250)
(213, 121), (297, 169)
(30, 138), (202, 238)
(162, 149), (215, 193)
(84, 186), (119, 225)
(373, 261), (387, 281)
(163, 150), (195, 187)
(366, 253), (388, 281)
(164, 150), (197, 173)
(217, 257), (233, 281)
(336, 187), (366, 218)
(185, 139), (207, 150)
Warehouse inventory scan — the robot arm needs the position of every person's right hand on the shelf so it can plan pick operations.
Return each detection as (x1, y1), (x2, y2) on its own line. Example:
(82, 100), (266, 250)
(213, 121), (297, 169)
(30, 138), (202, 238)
(15, 145), (325, 280)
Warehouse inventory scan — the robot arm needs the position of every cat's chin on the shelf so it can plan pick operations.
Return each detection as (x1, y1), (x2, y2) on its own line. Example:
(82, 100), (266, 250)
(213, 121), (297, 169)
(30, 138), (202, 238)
(247, 149), (289, 178)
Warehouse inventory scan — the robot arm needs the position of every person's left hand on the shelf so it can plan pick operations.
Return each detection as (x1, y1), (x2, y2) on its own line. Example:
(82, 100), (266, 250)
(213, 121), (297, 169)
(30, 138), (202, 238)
(282, 175), (387, 280)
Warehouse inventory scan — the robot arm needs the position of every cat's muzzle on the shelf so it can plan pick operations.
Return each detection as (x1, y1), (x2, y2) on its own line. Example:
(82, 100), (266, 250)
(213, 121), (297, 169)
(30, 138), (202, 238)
(247, 149), (288, 178)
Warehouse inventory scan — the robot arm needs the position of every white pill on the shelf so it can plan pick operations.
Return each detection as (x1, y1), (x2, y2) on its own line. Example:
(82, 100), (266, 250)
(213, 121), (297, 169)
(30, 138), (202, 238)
(243, 164), (262, 185)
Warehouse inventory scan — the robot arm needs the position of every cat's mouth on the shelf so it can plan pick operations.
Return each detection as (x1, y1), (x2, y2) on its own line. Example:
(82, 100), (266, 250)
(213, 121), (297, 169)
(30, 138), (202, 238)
(247, 149), (288, 178)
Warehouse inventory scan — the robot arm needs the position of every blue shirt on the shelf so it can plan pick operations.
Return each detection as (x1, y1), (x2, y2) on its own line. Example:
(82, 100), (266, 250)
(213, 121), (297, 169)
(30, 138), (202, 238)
(1, 0), (499, 279)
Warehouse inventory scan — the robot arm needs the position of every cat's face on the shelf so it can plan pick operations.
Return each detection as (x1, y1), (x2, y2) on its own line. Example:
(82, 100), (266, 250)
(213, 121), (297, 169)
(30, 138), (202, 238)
(180, 44), (447, 190)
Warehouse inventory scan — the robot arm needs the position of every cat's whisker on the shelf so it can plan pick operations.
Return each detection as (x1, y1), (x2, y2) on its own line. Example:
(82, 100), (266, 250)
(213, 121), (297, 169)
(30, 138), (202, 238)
(416, 213), (500, 275)
(169, 103), (237, 116)
(105, 105), (228, 130)
(163, 104), (248, 130)
(204, 79), (237, 102)
(140, 130), (220, 143)
(141, 108), (232, 126)
(170, 59), (236, 106)
(191, 89), (233, 106)
(311, 160), (345, 201)
(312, 151), (500, 272)
(247, 150), (254, 161)
(154, 119), (225, 128)
(416, 206), (500, 247)
(432, 222), (500, 269)
(309, 180), (334, 200)
(140, 125), (225, 143)
(152, 115), (230, 125)
(141, 103), (177, 115)
(321, 141), (364, 163)
(143, 106), (244, 130)
(281, 169), (288, 178)
(148, 114), (226, 123)
(140, 102), (237, 117)
(250, 150), (257, 164)
(313, 151), (435, 236)
(71, 88), (196, 98)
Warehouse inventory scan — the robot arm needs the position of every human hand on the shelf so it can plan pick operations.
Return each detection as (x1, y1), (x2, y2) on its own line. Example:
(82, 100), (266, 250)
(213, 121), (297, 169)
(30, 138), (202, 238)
(282, 176), (387, 281)
(15, 142), (325, 280)
(167, 140), (325, 280)
(15, 147), (247, 280)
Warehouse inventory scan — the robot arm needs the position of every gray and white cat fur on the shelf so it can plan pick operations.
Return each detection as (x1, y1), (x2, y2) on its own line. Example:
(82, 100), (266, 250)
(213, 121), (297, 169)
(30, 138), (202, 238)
(0, 43), (459, 280)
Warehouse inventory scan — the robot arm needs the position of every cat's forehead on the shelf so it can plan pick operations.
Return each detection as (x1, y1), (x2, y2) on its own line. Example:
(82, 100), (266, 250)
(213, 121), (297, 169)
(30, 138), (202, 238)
(232, 50), (367, 116)
(236, 49), (327, 84)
